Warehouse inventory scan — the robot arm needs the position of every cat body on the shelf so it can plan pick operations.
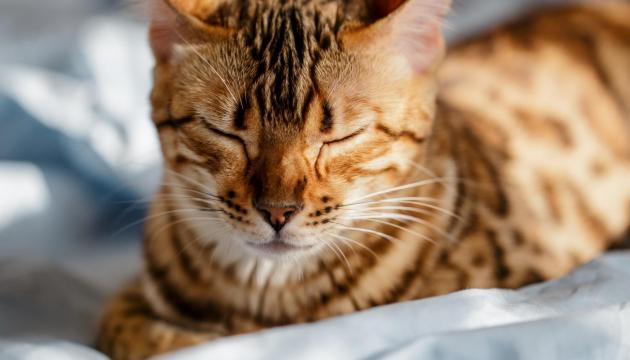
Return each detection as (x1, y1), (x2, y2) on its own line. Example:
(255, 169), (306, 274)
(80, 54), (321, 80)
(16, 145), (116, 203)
(98, 1), (630, 359)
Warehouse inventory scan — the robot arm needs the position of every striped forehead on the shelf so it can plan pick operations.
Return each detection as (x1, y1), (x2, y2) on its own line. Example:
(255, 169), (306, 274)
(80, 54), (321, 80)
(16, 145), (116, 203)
(209, 0), (344, 132)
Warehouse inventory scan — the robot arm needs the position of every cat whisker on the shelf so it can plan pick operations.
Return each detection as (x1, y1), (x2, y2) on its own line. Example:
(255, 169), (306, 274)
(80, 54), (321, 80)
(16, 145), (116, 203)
(338, 212), (452, 241)
(402, 159), (440, 179)
(343, 200), (460, 219)
(346, 177), (456, 204)
(116, 192), (217, 206)
(325, 232), (379, 259)
(330, 221), (400, 245)
(339, 218), (436, 245)
(321, 237), (352, 275)
(149, 216), (222, 248)
(329, 238), (353, 275)
(343, 205), (443, 219)
(112, 208), (221, 238)
(339, 196), (440, 208)
(111, 192), (217, 228)
(157, 188), (220, 209)
(152, 192), (219, 208)
(343, 207), (435, 222)
(162, 168), (220, 199)
(325, 233), (358, 258)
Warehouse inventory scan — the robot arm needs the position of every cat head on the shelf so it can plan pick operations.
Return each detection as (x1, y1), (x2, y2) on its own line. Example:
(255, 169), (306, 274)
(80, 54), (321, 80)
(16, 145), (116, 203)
(149, 0), (451, 262)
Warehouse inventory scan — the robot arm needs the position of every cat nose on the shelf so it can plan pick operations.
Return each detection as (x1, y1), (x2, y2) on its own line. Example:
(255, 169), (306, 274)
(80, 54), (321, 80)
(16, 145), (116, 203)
(256, 204), (300, 232)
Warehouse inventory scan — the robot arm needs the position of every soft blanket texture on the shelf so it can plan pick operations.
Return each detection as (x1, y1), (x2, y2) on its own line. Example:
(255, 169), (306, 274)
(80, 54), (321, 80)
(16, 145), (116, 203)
(2, 251), (630, 359)
(158, 251), (630, 359)
(1, 0), (627, 359)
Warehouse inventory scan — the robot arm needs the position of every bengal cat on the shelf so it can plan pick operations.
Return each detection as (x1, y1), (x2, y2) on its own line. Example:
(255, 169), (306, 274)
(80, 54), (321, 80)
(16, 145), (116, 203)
(97, 0), (630, 358)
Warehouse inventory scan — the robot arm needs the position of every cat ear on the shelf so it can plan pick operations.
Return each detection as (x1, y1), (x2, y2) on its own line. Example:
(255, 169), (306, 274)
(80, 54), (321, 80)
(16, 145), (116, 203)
(343, 0), (451, 73)
(149, 0), (228, 62)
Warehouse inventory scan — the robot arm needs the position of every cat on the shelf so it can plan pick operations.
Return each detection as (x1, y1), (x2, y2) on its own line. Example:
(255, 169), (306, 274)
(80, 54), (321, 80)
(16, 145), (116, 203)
(97, 0), (630, 359)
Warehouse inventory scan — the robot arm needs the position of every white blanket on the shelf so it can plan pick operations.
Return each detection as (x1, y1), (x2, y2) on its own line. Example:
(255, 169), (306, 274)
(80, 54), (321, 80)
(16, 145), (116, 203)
(159, 251), (630, 360)
(2, 252), (630, 360)
(1, 1), (627, 359)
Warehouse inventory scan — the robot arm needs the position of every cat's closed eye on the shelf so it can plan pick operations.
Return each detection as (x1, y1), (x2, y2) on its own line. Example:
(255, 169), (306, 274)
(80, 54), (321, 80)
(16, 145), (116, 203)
(200, 120), (246, 144)
(324, 127), (368, 146)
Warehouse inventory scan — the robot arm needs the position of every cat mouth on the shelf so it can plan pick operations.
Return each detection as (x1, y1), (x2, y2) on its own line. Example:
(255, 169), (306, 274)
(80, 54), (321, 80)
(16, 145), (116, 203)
(246, 240), (314, 255)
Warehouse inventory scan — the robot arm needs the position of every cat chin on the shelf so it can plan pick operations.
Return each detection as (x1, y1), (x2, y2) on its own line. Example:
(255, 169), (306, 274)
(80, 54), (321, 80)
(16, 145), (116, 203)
(243, 235), (321, 260)
(207, 224), (326, 261)
(245, 242), (318, 260)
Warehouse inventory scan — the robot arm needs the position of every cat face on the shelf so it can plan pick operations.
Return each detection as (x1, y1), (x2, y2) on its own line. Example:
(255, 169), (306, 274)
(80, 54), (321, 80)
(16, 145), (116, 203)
(150, 0), (450, 260)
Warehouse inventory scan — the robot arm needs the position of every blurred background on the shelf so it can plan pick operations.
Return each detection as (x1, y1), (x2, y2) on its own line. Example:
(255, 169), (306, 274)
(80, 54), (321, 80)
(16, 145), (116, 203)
(0, 0), (583, 354)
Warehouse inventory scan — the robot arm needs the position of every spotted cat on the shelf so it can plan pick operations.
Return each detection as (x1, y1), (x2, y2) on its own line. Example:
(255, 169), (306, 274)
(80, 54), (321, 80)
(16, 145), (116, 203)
(97, 0), (630, 358)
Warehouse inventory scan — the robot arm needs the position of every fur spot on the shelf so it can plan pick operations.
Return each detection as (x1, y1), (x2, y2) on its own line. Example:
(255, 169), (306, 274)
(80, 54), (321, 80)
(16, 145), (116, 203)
(514, 109), (573, 148)
(590, 160), (609, 177)
(320, 101), (334, 132)
(486, 229), (511, 281)
(539, 174), (563, 222)
(568, 182), (608, 244)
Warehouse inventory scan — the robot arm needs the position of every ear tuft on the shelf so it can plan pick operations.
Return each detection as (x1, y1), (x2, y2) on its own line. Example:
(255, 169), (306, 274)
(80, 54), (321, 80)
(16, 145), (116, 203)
(149, 0), (191, 62)
(149, 0), (228, 62)
(391, 0), (451, 72)
(345, 0), (452, 73)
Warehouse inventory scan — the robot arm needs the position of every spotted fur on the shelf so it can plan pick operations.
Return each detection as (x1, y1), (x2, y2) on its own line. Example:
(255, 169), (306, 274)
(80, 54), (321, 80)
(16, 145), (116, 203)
(98, 1), (630, 359)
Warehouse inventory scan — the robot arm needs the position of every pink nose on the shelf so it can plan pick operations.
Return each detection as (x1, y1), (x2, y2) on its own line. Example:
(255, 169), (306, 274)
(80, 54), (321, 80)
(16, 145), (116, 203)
(256, 205), (299, 232)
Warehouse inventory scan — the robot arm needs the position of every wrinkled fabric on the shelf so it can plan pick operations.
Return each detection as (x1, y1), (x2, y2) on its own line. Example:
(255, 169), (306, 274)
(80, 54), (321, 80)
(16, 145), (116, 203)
(0, 0), (626, 359)
(158, 252), (630, 360)
(3, 251), (630, 360)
